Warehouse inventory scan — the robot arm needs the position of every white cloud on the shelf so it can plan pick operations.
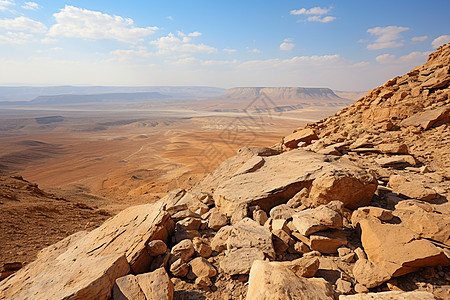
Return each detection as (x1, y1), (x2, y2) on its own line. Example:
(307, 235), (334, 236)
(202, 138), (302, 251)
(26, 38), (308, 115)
(110, 46), (153, 62)
(48, 5), (158, 43)
(306, 16), (336, 23)
(411, 36), (427, 42)
(290, 7), (330, 15)
(188, 32), (201, 37)
(170, 56), (238, 66)
(0, 0), (15, 11)
(223, 48), (237, 53)
(167, 16), (173, 21)
(376, 51), (429, 65)
(367, 25), (409, 50)
(0, 16), (47, 33)
(239, 54), (341, 69)
(290, 6), (335, 23)
(149, 32), (216, 54)
(248, 48), (261, 54)
(22, 1), (40, 10)
(0, 31), (34, 44)
(432, 35), (450, 48)
(280, 42), (294, 51)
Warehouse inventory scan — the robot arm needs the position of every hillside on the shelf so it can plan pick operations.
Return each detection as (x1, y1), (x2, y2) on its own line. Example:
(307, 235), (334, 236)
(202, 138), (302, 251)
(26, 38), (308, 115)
(0, 45), (449, 300)
(221, 87), (343, 101)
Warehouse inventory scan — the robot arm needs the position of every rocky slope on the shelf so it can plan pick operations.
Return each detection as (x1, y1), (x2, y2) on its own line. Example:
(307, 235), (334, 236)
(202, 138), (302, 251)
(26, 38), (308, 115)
(1, 45), (449, 300)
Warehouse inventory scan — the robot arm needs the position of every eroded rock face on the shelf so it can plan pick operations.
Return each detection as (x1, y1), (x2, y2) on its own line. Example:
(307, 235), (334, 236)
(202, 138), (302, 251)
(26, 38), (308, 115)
(246, 260), (336, 300)
(0, 202), (172, 300)
(213, 150), (377, 215)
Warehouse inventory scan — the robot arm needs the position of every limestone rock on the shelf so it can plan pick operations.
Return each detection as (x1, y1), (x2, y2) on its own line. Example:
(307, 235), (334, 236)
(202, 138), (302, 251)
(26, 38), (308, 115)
(210, 225), (232, 252)
(136, 268), (173, 300)
(283, 128), (319, 148)
(219, 248), (264, 275)
(207, 208), (228, 231)
(147, 240), (167, 257)
(339, 291), (439, 299)
(192, 237), (212, 258)
(253, 209), (268, 226)
(246, 260), (335, 300)
(176, 217), (201, 231)
(232, 155), (265, 176)
(353, 259), (391, 288)
(188, 257), (217, 278)
(357, 215), (450, 277)
(227, 218), (275, 259)
(394, 200), (450, 245)
(269, 204), (295, 219)
(309, 230), (348, 254)
(279, 256), (320, 278)
(292, 201), (343, 236)
(171, 239), (195, 263)
(0, 202), (171, 300)
(113, 274), (145, 300)
(169, 259), (189, 277)
(213, 150), (377, 215)
(378, 143), (408, 154)
(400, 106), (450, 130)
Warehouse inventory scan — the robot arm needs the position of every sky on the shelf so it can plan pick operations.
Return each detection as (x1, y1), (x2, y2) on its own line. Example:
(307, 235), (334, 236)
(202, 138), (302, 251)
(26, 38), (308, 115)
(0, 0), (449, 90)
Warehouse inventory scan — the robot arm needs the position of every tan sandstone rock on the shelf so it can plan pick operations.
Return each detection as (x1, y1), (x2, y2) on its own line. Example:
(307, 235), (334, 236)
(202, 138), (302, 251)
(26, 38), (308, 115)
(246, 260), (335, 300)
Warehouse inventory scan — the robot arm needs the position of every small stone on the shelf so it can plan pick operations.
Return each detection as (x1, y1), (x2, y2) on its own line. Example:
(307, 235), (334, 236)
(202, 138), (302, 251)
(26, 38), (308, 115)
(253, 209), (268, 226)
(192, 237), (212, 258)
(195, 276), (212, 290)
(147, 240), (167, 257)
(171, 239), (195, 262)
(189, 257), (217, 278)
(208, 208), (228, 231)
(176, 217), (201, 231)
(354, 283), (369, 294)
(170, 258), (189, 277)
(336, 278), (352, 294)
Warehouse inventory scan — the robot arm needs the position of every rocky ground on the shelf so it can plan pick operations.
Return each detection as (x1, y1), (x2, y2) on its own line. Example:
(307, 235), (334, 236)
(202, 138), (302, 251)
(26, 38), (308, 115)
(0, 44), (449, 299)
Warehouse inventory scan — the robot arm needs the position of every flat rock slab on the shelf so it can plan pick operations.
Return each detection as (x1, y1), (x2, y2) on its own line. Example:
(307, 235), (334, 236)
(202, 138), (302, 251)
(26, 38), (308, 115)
(0, 202), (172, 300)
(246, 260), (335, 300)
(213, 150), (377, 214)
(227, 218), (275, 259)
(357, 215), (450, 277)
(400, 106), (450, 130)
(219, 248), (265, 275)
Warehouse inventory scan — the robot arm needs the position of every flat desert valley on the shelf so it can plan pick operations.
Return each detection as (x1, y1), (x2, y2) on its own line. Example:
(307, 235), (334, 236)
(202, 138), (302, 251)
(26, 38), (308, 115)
(0, 88), (357, 213)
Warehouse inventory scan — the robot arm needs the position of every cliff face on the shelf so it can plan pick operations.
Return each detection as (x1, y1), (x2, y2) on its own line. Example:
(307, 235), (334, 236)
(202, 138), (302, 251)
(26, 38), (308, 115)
(221, 87), (343, 101)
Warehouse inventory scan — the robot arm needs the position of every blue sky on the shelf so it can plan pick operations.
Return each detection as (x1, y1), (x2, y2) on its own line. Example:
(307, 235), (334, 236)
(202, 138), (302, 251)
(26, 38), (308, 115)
(0, 0), (449, 90)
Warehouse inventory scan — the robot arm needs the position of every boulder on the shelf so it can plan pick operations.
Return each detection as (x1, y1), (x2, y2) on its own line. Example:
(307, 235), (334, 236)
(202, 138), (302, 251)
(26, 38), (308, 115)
(309, 230), (348, 254)
(393, 200), (450, 245)
(227, 218), (275, 259)
(219, 248), (265, 275)
(213, 150), (377, 215)
(113, 274), (145, 300)
(375, 156), (415, 168)
(353, 259), (391, 288)
(246, 260), (335, 300)
(0, 202), (172, 300)
(400, 106), (450, 130)
(292, 201), (343, 236)
(147, 240), (167, 257)
(188, 257), (217, 278)
(283, 128), (319, 148)
(169, 259), (189, 277)
(253, 209), (268, 226)
(171, 239), (195, 263)
(207, 208), (228, 231)
(210, 225), (233, 252)
(339, 291), (439, 299)
(357, 215), (450, 277)
(136, 268), (173, 300)
(378, 143), (408, 154)
(269, 204), (295, 219)
(279, 256), (320, 278)
(176, 217), (201, 231)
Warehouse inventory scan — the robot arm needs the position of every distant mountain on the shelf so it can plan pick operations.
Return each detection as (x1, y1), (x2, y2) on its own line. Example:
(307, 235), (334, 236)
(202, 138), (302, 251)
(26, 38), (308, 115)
(220, 87), (343, 101)
(30, 92), (170, 105)
(0, 86), (226, 102)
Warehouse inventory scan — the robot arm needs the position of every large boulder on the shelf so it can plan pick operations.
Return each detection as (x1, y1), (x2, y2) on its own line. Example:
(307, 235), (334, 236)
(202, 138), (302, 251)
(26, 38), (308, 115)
(246, 260), (335, 300)
(213, 150), (377, 215)
(0, 202), (172, 300)
(356, 215), (450, 277)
